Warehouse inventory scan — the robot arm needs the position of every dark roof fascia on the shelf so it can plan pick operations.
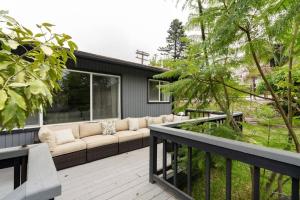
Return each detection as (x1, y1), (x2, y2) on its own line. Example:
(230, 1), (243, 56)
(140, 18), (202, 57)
(74, 51), (168, 73)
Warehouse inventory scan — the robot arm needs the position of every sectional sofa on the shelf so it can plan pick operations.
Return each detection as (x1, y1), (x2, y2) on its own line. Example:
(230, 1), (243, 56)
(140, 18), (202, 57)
(38, 114), (189, 170)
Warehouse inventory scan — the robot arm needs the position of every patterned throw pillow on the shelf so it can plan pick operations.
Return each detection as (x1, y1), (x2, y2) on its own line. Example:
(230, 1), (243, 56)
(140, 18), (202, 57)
(101, 120), (116, 135)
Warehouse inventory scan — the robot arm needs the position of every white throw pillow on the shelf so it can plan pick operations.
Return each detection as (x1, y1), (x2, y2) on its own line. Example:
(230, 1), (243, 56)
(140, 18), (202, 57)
(101, 120), (116, 135)
(54, 129), (75, 145)
(128, 118), (139, 131)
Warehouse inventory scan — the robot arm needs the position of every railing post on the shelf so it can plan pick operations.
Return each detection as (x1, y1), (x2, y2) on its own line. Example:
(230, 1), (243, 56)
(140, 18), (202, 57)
(13, 158), (21, 189)
(292, 178), (299, 200)
(252, 166), (260, 200)
(149, 132), (157, 184)
(205, 152), (211, 200)
(173, 143), (178, 187)
(21, 156), (27, 184)
(187, 146), (192, 195)
(226, 158), (232, 200)
(163, 140), (167, 180)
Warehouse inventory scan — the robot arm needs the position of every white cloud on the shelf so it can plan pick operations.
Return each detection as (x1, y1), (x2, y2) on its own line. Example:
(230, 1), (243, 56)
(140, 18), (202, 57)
(2, 0), (188, 63)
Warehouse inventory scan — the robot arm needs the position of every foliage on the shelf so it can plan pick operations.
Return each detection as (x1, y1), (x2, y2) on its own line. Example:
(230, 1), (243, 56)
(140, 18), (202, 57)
(257, 65), (300, 115)
(158, 19), (188, 60)
(0, 11), (77, 130)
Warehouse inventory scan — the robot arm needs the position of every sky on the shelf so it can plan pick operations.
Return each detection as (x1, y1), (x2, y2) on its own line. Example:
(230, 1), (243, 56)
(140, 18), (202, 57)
(2, 0), (189, 64)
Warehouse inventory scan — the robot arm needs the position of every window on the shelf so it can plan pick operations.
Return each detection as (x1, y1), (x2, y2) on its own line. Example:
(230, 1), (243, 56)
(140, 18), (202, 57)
(148, 79), (170, 103)
(35, 69), (121, 125)
(44, 71), (90, 124)
(92, 75), (120, 119)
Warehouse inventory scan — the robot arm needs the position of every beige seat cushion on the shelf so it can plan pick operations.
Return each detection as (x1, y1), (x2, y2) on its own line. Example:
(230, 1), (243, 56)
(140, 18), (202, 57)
(138, 118), (147, 128)
(51, 139), (86, 157)
(81, 135), (118, 149)
(79, 122), (102, 138)
(115, 119), (129, 131)
(115, 130), (143, 143)
(137, 128), (150, 137)
(43, 123), (80, 139)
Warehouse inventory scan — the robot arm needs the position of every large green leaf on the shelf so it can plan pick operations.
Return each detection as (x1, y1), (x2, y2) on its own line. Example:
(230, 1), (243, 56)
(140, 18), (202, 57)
(29, 80), (46, 95)
(7, 40), (19, 49)
(0, 61), (13, 70)
(8, 82), (28, 88)
(1, 99), (17, 125)
(0, 89), (7, 110)
(7, 89), (27, 111)
(41, 45), (53, 56)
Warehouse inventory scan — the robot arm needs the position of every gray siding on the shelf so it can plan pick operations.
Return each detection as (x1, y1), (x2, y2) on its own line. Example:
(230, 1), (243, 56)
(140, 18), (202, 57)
(0, 128), (38, 149)
(72, 57), (172, 118)
(0, 56), (172, 148)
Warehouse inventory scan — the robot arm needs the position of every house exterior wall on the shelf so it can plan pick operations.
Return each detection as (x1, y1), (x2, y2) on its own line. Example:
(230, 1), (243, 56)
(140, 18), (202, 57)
(71, 56), (172, 118)
(0, 55), (172, 148)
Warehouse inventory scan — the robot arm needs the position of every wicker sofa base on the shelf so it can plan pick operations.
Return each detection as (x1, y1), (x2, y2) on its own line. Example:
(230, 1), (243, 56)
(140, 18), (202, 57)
(87, 143), (118, 162)
(143, 137), (150, 147)
(119, 138), (143, 154)
(53, 150), (86, 170)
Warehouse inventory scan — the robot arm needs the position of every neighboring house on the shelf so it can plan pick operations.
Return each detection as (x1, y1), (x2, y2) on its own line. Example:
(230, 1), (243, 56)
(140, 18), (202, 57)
(0, 51), (172, 148)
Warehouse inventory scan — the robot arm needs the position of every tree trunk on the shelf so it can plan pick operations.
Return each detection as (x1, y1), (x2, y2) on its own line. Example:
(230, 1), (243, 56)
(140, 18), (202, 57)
(287, 20), (299, 143)
(197, 0), (209, 66)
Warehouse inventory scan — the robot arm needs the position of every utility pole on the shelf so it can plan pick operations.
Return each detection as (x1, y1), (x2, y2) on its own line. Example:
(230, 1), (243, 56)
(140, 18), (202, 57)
(136, 50), (149, 64)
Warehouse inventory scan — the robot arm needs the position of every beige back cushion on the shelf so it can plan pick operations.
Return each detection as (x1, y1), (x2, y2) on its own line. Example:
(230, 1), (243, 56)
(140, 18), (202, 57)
(161, 114), (174, 123)
(138, 118), (147, 128)
(147, 116), (163, 125)
(44, 123), (80, 139)
(115, 119), (129, 131)
(79, 122), (102, 138)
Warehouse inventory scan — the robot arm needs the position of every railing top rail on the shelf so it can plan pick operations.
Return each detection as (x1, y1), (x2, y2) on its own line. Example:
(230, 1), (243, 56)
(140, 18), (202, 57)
(165, 112), (243, 128)
(0, 145), (29, 160)
(149, 113), (300, 168)
(185, 109), (226, 115)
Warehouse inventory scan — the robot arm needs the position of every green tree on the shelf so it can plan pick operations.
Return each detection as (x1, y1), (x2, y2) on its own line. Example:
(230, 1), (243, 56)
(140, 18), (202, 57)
(0, 11), (77, 130)
(158, 19), (188, 60)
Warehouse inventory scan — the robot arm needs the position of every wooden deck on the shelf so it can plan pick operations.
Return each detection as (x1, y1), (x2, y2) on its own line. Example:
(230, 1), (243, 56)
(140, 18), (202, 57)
(0, 144), (177, 200)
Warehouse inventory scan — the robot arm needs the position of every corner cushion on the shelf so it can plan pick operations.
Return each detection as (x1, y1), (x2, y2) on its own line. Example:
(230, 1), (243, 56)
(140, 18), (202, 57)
(51, 139), (86, 157)
(81, 135), (118, 149)
(115, 130), (143, 143)
(43, 123), (80, 139)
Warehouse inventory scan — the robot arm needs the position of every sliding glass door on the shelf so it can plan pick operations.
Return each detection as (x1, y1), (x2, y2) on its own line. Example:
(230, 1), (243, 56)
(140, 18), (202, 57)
(27, 69), (121, 126)
(92, 75), (119, 120)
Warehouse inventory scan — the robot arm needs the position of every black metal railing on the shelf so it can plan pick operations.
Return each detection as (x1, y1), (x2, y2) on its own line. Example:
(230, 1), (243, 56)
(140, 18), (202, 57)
(149, 110), (300, 200)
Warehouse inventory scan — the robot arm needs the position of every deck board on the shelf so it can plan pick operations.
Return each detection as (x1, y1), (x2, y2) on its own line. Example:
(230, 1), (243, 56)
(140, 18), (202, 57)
(0, 144), (176, 200)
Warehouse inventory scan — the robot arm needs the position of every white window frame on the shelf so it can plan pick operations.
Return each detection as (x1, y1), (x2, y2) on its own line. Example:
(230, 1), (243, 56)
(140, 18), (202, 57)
(148, 79), (170, 103)
(22, 69), (121, 128)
